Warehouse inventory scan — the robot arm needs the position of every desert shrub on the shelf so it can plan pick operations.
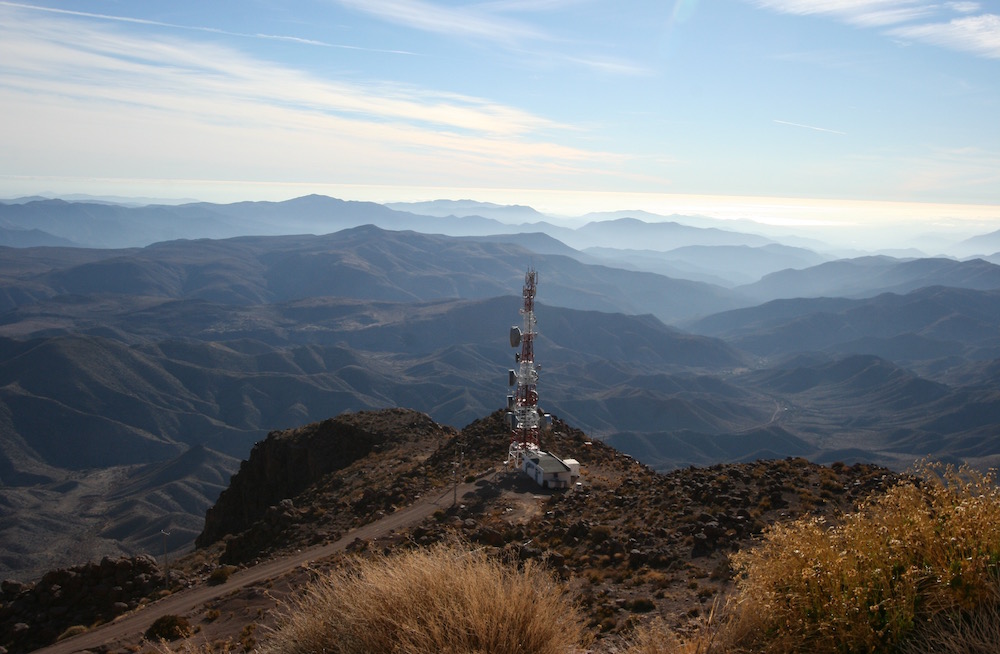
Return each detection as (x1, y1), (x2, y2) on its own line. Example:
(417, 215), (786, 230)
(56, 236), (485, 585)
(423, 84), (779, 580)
(617, 601), (726, 654)
(56, 624), (88, 641)
(624, 597), (656, 613)
(150, 639), (242, 653)
(617, 619), (686, 654)
(726, 463), (1000, 654)
(208, 565), (236, 585)
(146, 614), (193, 641)
(257, 542), (585, 654)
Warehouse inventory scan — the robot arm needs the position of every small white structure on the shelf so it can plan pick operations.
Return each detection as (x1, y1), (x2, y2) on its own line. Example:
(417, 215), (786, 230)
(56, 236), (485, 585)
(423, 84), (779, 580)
(522, 450), (580, 489)
(563, 458), (580, 478)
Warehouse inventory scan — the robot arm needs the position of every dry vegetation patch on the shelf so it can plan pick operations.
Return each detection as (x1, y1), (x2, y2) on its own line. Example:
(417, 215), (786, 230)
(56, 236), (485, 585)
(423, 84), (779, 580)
(257, 542), (586, 654)
(654, 463), (1000, 654)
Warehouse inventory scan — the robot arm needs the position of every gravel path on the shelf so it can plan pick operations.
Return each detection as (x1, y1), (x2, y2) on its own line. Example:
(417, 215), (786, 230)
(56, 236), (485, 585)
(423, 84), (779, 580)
(37, 478), (483, 654)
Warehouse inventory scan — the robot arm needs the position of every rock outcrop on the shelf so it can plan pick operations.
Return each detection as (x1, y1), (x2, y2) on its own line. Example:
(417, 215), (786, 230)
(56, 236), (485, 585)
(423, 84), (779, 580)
(0, 555), (165, 653)
(197, 408), (453, 547)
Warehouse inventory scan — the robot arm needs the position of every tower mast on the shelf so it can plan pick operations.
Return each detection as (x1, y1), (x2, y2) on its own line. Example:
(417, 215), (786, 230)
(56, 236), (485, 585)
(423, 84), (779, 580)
(507, 268), (541, 466)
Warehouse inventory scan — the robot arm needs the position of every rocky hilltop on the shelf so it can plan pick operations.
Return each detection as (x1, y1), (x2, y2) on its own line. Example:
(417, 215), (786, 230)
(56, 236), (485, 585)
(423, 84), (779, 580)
(7, 408), (902, 653)
(197, 409), (456, 549)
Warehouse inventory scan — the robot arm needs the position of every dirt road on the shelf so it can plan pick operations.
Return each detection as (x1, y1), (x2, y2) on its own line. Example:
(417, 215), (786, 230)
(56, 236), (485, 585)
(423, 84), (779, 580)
(37, 478), (485, 654)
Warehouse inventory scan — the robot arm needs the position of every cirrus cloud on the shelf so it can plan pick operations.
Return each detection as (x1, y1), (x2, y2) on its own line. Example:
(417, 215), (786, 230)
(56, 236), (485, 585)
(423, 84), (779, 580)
(751, 0), (1000, 58)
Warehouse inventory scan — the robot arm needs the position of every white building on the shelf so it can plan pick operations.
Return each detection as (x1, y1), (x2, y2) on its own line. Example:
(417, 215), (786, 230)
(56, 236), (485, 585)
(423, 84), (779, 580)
(522, 450), (580, 489)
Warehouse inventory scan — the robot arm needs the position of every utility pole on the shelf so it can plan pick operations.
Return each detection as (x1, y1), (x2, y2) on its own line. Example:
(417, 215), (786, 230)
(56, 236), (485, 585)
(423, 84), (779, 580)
(160, 530), (170, 588)
(453, 447), (464, 506)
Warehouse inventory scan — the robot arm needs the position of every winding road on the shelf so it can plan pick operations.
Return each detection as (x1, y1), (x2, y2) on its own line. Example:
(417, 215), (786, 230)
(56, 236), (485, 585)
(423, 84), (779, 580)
(36, 477), (485, 654)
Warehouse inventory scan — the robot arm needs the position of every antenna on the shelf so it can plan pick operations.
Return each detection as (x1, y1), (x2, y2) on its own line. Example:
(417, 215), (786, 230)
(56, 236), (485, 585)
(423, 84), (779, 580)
(506, 268), (542, 467)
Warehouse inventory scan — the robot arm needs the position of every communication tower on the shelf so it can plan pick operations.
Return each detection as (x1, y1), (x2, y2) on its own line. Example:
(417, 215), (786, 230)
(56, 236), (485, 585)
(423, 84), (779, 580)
(506, 268), (546, 466)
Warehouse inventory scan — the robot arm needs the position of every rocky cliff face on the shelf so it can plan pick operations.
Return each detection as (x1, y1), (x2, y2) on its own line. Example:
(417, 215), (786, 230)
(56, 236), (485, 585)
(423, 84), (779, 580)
(196, 408), (452, 547)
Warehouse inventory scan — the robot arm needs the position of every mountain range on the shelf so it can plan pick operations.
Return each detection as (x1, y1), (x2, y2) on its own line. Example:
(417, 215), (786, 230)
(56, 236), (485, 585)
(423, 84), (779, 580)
(0, 194), (999, 584)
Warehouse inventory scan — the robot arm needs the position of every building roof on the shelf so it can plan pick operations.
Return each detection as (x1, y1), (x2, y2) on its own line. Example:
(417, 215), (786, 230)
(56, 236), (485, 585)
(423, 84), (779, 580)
(526, 450), (571, 474)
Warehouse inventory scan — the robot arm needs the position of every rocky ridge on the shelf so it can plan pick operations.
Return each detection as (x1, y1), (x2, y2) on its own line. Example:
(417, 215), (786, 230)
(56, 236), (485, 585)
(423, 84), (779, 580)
(187, 408), (900, 642)
(4, 408), (904, 652)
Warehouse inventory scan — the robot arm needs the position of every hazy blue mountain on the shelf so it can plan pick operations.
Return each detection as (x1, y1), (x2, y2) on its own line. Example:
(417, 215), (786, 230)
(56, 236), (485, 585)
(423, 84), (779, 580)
(565, 217), (774, 251)
(579, 248), (736, 286)
(0, 199), (242, 248)
(0, 196), (516, 248)
(736, 256), (1000, 302)
(0, 196), (52, 204)
(460, 232), (584, 257)
(0, 226), (742, 323)
(736, 256), (899, 301)
(190, 194), (513, 237)
(585, 243), (827, 286)
(684, 287), (1000, 367)
(953, 229), (1000, 258)
(385, 199), (548, 223)
(0, 227), (74, 248)
(0, 195), (830, 258)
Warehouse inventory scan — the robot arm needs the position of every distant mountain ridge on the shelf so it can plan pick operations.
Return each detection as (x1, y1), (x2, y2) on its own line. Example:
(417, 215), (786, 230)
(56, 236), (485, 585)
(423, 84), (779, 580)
(686, 286), (1000, 363)
(585, 242), (828, 286)
(384, 199), (548, 223)
(0, 225), (743, 322)
(736, 256), (1000, 302)
(0, 195), (793, 256)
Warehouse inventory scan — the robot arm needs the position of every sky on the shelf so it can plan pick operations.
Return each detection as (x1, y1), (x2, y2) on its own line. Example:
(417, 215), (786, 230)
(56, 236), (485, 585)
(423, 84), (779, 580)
(1, 0), (999, 244)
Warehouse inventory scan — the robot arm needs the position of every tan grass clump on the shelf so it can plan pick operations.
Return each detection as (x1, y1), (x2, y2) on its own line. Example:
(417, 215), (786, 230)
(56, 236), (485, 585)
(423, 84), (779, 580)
(257, 542), (586, 654)
(618, 599), (727, 654)
(726, 463), (1000, 653)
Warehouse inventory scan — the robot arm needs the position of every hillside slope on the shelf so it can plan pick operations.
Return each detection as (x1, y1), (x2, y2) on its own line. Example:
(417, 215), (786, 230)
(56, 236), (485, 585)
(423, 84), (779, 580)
(11, 408), (900, 654)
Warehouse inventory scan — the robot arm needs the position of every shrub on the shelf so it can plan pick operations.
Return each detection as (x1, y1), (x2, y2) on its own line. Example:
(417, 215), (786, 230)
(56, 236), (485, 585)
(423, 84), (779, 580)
(145, 614), (193, 641)
(618, 601), (725, 654)
(726, 463), (1000, 654)
(257, 542), (585, 654)
(208, 565), (236, 585)
(626, 597), (656, 613)
(56, 624), (88, 641)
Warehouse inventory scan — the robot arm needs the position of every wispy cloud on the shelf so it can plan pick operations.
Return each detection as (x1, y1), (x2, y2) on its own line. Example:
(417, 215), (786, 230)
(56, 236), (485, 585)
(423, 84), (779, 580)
(751, 0), (1000, 58)
(333, 0), (650, 75)
(0, 4), (624, 189)
(0, 1), (417, 55)
(889, 14), (1000, 58)
(753, 1), (936, 27)
(335, 0), (544, 45)
(774, 119), (847, 135)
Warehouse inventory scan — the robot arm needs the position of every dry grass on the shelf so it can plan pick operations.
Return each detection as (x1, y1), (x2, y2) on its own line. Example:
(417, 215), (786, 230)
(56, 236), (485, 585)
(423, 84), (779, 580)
(616, 599), (727, 654)
(724, 463), (1000, 653)
(900, 591), (1000, 654)
(257, 542), (586, 654)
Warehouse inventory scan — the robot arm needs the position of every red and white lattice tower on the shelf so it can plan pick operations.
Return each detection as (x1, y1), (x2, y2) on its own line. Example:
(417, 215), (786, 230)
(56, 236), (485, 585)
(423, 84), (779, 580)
(506, 268), (542, 466)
